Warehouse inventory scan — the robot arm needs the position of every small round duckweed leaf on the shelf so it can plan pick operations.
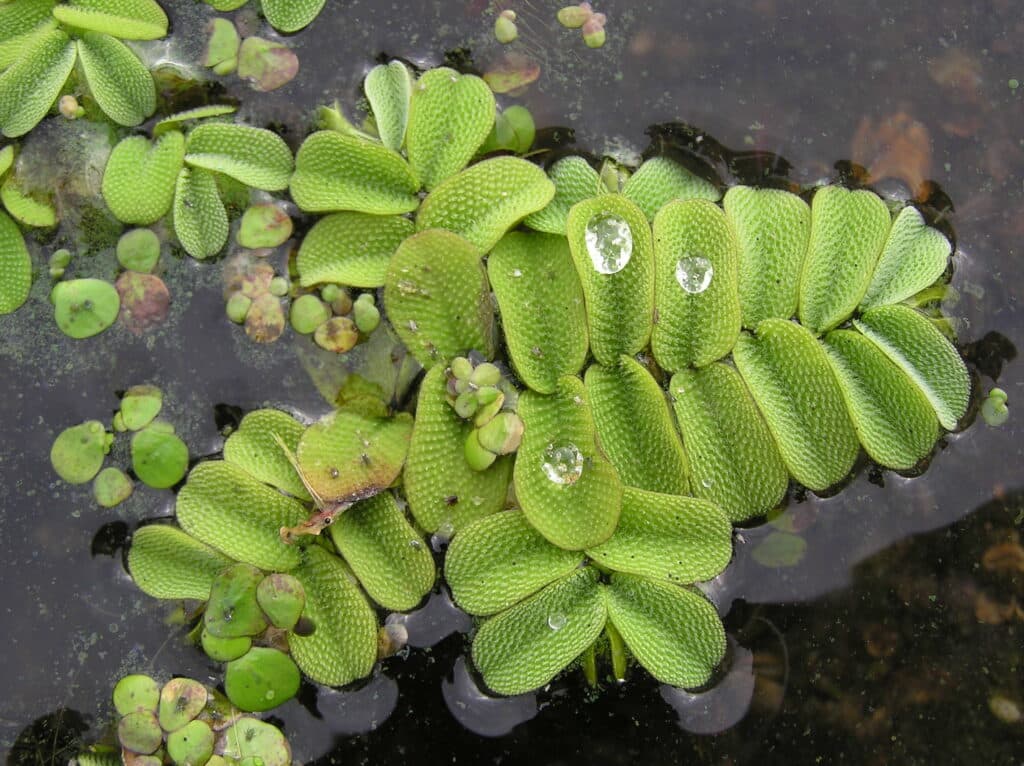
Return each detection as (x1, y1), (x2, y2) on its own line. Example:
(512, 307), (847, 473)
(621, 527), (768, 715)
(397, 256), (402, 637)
(523, 156), (602, 235)
(53, 0), (169, 40)
(117, 711), (162, 755)
(51, 278), (120, 339)
(185, 123), (293, 191)
(115, 272), (170, 335)
(205, 563), (268, 639)
(296, 211), (413, 288)
(364, 60), (412, 151)
(1, 174), (56, 227)
(113, 674), (160, 716)
(237, 36), (299, 92)
(103, 132), (185, 225)
(0, 23), (76, 138)
(173, 167), (228, 260)
(117, 229), (161, 273)
(446, 510), (585, 616)
(203, 17), (239, 72)
(312, 315), (358, 352)
(245, 292), (286, 344)
(165, 719), (214, 766)
(472, 567), (606, 696)
(981, 388), (1009, 427)
(290, 294), (330, 334)
(290, 130), (420, 214)
(128, 524), (234, 600)
(119, 385), (163, 430)
(131, 425), (188, 489)
(406, 67), (495, 190)
(93, 466), (133, 507)
(76, 32), (156, 127)
(224, 647), (300, 712)
(222, 408), (311, 501)
(622, 156), (721, 220)
(221, 718), (291, 766)
(261, 0), (327, 32)
(158, 678), (208, 733)
(860, 205), (951, 310)
(201, 629), (252, 662)
(603, 573), (726, 689)
(237, 203), (292, 249)
(51, 420), (109, 483)
(0, 210), (31, 314)
(256, 574), (305, 630)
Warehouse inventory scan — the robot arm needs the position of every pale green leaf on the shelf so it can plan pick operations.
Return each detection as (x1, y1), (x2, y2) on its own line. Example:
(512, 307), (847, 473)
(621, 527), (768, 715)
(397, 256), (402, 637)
(364, 61), (412, 151)
(152, 104), (238, 136)
(523, 156), (601, 235)
(0, 0), (55, 70)
(0, 209), (31, 314)
(52, 0), (168, 40)
(296, 211), (412, 288)
(222, 408), (311, 501)
(127, 524), (233, 601)
(621, 156), (720, 220)
(184, 123), (293, 191)
(77, 32), (155, 126)
(1, 173), (56, 227)
(173, 167), (228, 259)
(261, 0), (326, 33)
(102, 131), (184, 225)
(0, 145), (11, 177)
(0, 23), (75, 138)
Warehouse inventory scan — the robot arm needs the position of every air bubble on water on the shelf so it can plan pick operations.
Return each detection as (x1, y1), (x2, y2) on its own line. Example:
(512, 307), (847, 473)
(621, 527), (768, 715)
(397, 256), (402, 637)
(547, 613), (567, 631)
(584, 213), (633, 274)
(541, 442), (584, 485)
(675, 255), (714, 294)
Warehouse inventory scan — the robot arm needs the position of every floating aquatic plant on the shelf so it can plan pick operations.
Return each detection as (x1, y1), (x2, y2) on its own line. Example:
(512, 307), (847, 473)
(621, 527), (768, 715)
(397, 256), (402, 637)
(203, 0), (327, 34)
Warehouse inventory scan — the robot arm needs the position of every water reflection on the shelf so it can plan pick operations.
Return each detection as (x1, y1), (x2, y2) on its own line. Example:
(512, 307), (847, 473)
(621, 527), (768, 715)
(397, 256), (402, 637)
(660, 638), (754, 735)
(441, 657), (538, 737)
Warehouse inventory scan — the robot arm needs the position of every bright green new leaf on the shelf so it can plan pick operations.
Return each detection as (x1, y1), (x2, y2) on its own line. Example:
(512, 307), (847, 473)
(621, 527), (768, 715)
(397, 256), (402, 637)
(0, 23), (75, 138)
(290, 130), (420, 214)
(152, 104), (238, 136)
(859, 205), (952, 310)
(446, 510), (584, 616)
(223, 408), (311, 501)
(364, 61), (412, 151)
(515, 376), (622, 550)
(472, 567), (606, 696)
(603, 573), (726, 689)
(621, 156), (720, 220)
(416, 156), (555, 252)
(184, 123), (293, 191)
(823, 329), (939, 469)
(669, 363), (789, 521)
(585, 356), (690, 494)
(289, 545), (378, 687)
(52, 0), (168, 40)
(723, 185), (811, 329)
(523, 156), (602, 235)
(1, 174), (55, 227)
(176, 461), (309, 572)
(651, 198), (740, 369)
(798, 185), (891, 333)
(404, 365), (513, 533)
(733, 319), (859, 491)
(854, 304), (970, 431)
(102, 131), (184, 225)
(385, 229), (495, 369)
(261, 0), (327, 32)
(329, 492), (435, 611)
(77, 32), (155, 126)
(566, 194), (654, 366)
(131, 424), (188, 488)
(127, 524), (233, 601)
(297, 211), (412, 288)
(0, 210), (30, 315)
(488, 231), (588, 393)
(587, 488), (732, 584)
(173, 167), (228, 259)
(406, 67), (495, 190)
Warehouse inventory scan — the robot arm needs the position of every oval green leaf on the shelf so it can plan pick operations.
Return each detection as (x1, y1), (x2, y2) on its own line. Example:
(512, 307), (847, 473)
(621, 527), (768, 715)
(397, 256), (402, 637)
(102, 131), (184, 225)
(51, 278), (120, 339)
(223, 408), (310, 501)
(52, 0), (168, 40)
(1, 173), (56, 227)
(297, 211), (413, 288)
(0, 209), (31, 314)
(50, 420), (109, 483)
(77, 32), (155, 126)
(523, 156), (602, 235)
(184, 123), (293, 191)
(173, 167), (228, 259)
(364, 60), (412, 152)
(127, 524), (233, 601)
(224, 647), (300, 712)
(0, 23), (75, 138)
(205, 563), (267, 638)
(621, 156), (720, 220)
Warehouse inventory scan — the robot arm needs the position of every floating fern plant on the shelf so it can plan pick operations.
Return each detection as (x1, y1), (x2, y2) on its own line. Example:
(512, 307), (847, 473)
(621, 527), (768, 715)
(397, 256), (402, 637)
(126, 61), (971, 703)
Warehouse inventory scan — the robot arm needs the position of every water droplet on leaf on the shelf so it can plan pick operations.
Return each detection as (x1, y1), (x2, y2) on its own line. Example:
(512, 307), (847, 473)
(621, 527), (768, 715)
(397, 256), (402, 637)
(547, 613), (567, 631)
(541, 442), (584, 485)
(675, 255), (714, 294)
(585, 213), (632, 274)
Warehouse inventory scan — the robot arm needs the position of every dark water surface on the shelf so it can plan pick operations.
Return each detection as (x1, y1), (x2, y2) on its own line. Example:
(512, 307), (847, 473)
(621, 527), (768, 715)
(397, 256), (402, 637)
(2, 1), (1022, 764)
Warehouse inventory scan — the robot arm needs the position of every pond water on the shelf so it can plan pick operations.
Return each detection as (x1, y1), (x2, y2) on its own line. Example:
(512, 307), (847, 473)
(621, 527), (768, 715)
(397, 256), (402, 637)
(2, 1), (1022, 763)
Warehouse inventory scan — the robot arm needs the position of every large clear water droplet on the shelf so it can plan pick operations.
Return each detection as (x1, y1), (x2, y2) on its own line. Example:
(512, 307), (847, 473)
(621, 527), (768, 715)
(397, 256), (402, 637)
(675, 255), (714, 294)
(541, 442), (584, 486)
(547, 613), (567, 631)
(585, 213), (633, 274)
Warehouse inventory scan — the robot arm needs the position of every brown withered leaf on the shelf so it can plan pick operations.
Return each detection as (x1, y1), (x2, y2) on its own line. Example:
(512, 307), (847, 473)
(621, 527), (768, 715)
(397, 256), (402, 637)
(116, 272), (170, 334)
(850, 112), (931, 201)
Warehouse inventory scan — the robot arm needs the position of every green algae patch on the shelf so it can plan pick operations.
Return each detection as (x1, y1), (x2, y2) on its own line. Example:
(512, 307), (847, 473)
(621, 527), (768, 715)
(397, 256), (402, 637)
(297, 211), (413, 288)
(93, 466), (133, 507)
(127, 524), (233, 600)
(51, 278), (121, 339)
(364, 60), (412, 152)
(51, 420), (110, 483)
(0, 210), (31, 314)
(524, 156), (602, 235)
(102, 132), (184, 225)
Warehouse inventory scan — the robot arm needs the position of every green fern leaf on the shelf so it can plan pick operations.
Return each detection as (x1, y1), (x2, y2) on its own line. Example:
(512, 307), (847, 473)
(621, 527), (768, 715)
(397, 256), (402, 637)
(1, 173), (56, 227)
(53, 0), (168, 40)
(523, 156), (602, 235)
(222, 408), (311, 501)
(621, 156), (720, 220)
(296, 212), (412, 288)
(0, 210), (31, 315)
(859, 205), (951, 310)
(127, 524), (233, 601)
(184, 123), (293, 191)
(364, 61), (412, 151)
(0, 0), (56, 70)
(101, 131), (184, 225)
(261, 0), (327, 33)
(0, 23), (75, 138)
(76, 32), (155, 126)
(173, 167), (228, 259)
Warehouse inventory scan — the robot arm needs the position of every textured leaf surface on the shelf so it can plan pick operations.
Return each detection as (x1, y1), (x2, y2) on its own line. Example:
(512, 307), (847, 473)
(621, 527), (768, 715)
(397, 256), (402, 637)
(406, 67), (495, 190)
(587, 488), (732, 583)
(290, 545), (377, 687)
(723, 185), (811, 329)
(603, 573), (726, 689)
(473, 568), (606, 696)
(733, 319), (859, 491)
(416, 156), (554, 253)
(404, 366), (513, 533)
(0, 145), (11, 177)
(173, 167), (228, 259)
(651, 198), (741, 369)
(0, 24), (74, 138)
(102, 132), (184, 225)
(566, 194), (654, 365)
(669, 363), (788, 521)
(329, 492), (435, 611)
(798, 186), (891, 333)
(176, 461), (308, 571)
(585, 356), (690, 494)
(76, 32), (155, 126)
(290, 130), (419, 214)
(297, 212), (412, 288)
(488, 231), (588, 393)
(385, 229), (495, 369)
(854, 304), (969, 431)
(127, 524), (232, 601)
(261, 0), (326, 32)
(364, 61), (411, 151)
(0, 0), (56, 70)
(184, 123), (293, 191)
(1, 174), (55, 227)
(152, 104), (237, 135)
(296, 409), (413, 504)
(446, 511), (584, 616)
(223, 408), (311, 501)
(859, 205), (951, 310)
(823, 329), (939, 469)
(515, 376), (622, 550)
(0, 210), (31, 314)
(523, 156), (601, 235)
(621, 157), (720, 220)
(52, 0), (168, 39)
